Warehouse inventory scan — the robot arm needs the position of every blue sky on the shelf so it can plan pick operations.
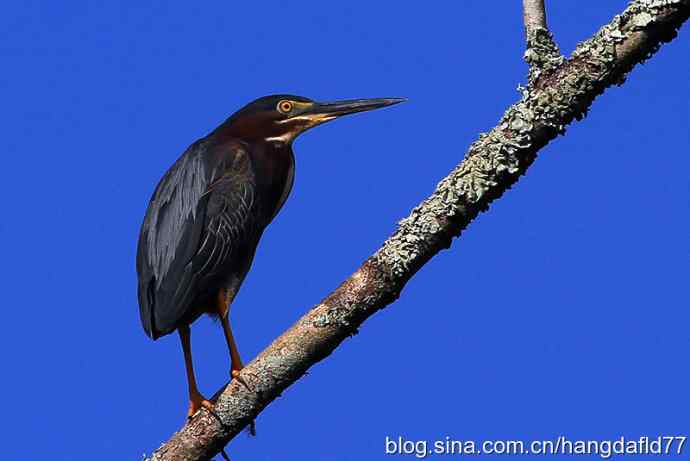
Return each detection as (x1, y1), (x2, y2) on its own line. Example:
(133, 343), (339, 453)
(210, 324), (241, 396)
(1, 2), (688, 460)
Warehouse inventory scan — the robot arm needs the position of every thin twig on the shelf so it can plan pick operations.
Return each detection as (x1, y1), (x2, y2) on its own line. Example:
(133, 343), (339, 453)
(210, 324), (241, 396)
(523, 0), (549, 38)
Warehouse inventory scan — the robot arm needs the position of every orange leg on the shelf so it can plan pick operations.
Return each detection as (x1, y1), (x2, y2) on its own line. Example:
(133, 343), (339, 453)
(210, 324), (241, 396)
(178, 324), (213, 419)
(217, 290), (247, 387)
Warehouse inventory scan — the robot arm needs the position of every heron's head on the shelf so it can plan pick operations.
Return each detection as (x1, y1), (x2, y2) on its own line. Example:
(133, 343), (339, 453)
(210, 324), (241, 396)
(223, 94), (405, 144)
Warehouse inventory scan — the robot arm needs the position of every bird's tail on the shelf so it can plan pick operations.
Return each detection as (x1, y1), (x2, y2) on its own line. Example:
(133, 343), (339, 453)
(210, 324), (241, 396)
(138, 277), (159, 340)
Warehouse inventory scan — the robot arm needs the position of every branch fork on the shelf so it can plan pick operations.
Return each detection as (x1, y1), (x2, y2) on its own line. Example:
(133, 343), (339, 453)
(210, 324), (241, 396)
(522, 0), (565, 86)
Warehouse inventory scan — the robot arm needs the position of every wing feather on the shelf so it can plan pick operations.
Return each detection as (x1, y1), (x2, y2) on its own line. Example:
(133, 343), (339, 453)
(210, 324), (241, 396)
(136, 141), (257, 339)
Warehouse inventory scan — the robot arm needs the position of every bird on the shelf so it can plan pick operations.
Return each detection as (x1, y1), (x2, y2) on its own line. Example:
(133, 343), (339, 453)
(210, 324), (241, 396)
(136, 94), (404, 419)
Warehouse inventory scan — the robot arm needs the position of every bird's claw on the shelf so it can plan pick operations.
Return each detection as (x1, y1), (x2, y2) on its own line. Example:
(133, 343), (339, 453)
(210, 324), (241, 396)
(187, 392), (215, 420)
(231, 368), (251, 391)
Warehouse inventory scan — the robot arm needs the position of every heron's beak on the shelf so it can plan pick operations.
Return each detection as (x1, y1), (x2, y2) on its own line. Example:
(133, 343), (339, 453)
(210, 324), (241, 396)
(305, 98), (406, 123)
(278, 97), (405, 142)
(299, 98), (405, 128)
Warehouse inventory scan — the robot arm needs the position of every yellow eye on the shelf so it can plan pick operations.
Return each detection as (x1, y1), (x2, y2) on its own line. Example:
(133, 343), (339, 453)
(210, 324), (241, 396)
(277, 100), (293, 114)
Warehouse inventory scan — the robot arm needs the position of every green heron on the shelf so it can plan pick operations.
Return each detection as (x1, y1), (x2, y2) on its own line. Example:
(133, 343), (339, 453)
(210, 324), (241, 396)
(136, 94), (404, 418)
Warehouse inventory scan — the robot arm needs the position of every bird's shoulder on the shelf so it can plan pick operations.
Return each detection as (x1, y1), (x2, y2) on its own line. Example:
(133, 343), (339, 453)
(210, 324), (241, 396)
(144, 138), (253, 220)
(204, 138), (255, 190)
(137, 137), (253, 279)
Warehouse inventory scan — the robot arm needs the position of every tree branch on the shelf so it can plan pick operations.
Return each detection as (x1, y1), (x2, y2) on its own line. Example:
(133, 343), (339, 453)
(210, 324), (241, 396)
(146, 1), (689, 459)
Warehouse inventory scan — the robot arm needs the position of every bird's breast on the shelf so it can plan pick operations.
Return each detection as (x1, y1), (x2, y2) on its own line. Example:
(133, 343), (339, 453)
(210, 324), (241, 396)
(251, 144), (295, 225)
(270, 155), (294, 221)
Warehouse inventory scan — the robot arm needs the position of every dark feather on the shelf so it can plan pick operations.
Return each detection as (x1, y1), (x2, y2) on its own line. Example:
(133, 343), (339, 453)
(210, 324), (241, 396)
(136, 139), (258, 339)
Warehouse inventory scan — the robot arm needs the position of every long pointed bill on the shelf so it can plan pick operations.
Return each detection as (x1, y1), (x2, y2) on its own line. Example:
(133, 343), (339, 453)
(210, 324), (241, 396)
(277, 97), (406, 141)
(310, 98), (406, 119)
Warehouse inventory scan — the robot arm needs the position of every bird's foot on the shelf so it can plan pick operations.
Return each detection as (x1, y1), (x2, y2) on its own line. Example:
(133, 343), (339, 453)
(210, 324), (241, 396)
(231, 366), (251, 391)
(187, 391), (214, 420)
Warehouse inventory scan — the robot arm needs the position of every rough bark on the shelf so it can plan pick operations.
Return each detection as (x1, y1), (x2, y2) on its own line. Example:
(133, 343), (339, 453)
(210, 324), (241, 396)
(146, 1), (689, 459)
